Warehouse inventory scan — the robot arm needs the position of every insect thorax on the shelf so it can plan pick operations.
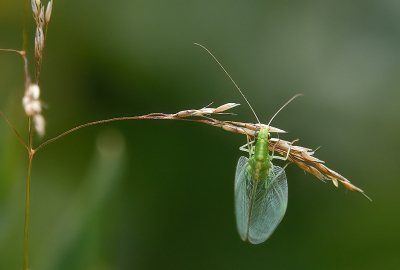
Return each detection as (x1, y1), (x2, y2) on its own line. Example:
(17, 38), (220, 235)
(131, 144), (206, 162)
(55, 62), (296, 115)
(247, 129), (272, 182)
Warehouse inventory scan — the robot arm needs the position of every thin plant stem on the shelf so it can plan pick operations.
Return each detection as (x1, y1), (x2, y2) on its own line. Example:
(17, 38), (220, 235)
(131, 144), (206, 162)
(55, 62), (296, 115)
(22, 116), (33, 270)
(33, 113), (227, 154)
(0, 49), (31, 86)
(23, 3), (33, 267)
(23, 155), (33, 270)
(22, 50), (30, 87)
(0, 48), (22, 53)
(28, 116), (33, 150)
(35, 116), (146, 153)
(35, 114), (183, 153)
(0, 111), (29, 151)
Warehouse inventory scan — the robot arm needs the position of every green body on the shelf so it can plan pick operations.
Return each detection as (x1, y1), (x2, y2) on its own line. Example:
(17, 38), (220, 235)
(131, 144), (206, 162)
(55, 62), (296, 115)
(247, 129), (272, 182)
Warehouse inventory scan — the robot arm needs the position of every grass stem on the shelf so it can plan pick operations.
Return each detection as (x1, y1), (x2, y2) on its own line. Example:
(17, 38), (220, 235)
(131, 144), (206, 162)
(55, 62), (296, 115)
(23, 155), (33, 270)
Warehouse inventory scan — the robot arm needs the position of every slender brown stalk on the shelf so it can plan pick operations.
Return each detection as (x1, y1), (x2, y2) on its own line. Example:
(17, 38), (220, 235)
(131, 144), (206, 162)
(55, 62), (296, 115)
(2, 99), (370, 201)
(0, 111), (29, 150)
(22, 51), (30, 88)
(0, 48), (23, 53)
(34, 113), (222, 153)
(0, 49), (31, 87)
(35, 115), (153, 153)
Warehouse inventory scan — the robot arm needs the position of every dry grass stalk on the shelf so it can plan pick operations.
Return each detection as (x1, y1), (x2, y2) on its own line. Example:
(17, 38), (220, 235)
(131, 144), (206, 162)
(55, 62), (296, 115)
(163, 104), (370, 200)
(31, 0), (53, 84)
(28, 101), (369, 200)
(228, 121), (286, 134)
(173, 103), (240, 117)
(268, 138), (371, 201)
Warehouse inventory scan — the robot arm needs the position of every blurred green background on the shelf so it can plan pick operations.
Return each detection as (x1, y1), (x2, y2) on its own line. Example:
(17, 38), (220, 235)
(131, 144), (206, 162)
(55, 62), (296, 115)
(1, 0), (400, 269)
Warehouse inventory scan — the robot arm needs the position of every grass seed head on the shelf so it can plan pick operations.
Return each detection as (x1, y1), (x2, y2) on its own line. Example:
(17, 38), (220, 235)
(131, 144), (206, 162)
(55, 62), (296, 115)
(174, 103), (239, 118)
(39, 6), (45, 28)
(215, 103), (240, 113)
(31, 0), (38, 15)
(35, 28), (44, 54)
(45, 0), (53, 23)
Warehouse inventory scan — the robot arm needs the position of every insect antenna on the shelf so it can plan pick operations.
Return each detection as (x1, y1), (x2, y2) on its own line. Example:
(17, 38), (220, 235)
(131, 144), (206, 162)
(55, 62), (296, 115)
(267, 94), (302, 127)
(194, 43), (261, 125)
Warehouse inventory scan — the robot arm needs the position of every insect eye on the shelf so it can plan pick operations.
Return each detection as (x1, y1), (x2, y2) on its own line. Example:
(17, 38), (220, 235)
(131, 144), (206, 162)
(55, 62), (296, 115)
(268, 133), (271, 139)
(254, 131), (259, 137)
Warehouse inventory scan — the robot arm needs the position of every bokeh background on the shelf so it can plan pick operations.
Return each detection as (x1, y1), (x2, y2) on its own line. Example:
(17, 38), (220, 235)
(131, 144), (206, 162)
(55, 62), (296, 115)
(1, 0), (400, 269)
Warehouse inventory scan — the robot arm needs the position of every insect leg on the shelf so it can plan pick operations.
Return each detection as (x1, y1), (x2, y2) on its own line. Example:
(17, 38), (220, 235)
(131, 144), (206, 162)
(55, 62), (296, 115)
(239, 136), (255, 155)
(271, 139), (298, 161)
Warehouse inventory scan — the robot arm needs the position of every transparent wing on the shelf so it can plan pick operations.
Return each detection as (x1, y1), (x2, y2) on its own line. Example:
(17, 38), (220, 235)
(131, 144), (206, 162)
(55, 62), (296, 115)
(234, 156), (250, 242)
(235, 161), (288, 244)
(248, 165), (288, 244)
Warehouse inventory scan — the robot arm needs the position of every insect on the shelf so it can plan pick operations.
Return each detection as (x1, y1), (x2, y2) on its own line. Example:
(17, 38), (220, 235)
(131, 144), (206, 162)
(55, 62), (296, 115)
(234, 96), (298, 244)
(235, 130), (288, 244)
(194, 43), (300, 244)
